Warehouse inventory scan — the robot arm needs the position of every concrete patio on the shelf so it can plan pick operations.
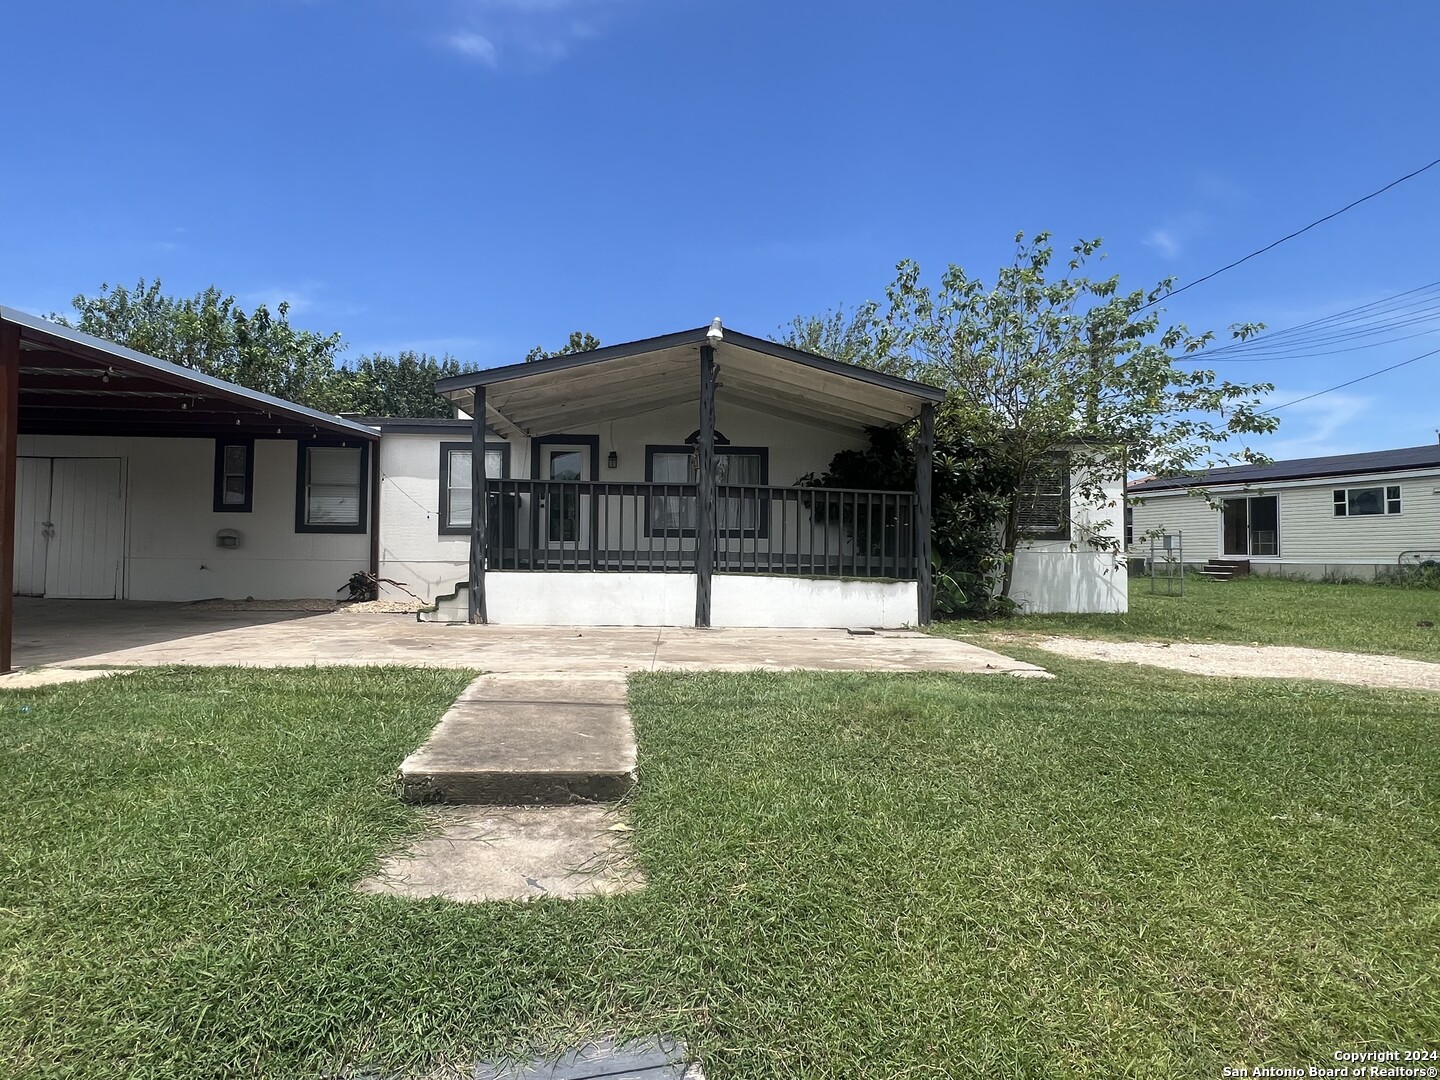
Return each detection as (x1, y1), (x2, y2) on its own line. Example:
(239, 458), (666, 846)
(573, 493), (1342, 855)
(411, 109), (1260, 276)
(7, 598), (1048, 677)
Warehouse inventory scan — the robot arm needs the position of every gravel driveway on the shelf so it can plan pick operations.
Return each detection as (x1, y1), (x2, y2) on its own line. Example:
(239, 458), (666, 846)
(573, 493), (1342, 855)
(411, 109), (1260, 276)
(1030, 636), (1440, 693)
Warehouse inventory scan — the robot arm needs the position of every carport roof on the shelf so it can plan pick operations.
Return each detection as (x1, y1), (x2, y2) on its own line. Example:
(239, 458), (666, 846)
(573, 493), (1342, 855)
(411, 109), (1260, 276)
(0, 305), (377, 440)
(435, 325), (946, 437)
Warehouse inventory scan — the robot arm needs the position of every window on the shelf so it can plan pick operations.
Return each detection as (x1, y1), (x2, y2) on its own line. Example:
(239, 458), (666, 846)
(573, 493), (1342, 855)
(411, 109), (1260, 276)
(1017, 453), (1071, 540)
(439, 441), (510, 534)
(295, 443), (368, 533)
(1333, 485), (1402, 517)
(645, 438), (769, 536)
(213, 438), (253, 513)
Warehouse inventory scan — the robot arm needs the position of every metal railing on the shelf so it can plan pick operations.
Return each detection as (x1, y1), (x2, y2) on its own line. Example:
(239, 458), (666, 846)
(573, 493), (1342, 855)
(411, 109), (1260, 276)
(477, 480), (917, 579)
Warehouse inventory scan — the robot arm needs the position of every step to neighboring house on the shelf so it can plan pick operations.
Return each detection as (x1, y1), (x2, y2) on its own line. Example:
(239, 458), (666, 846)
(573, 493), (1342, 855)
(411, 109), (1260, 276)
(1198, 558), (1251, 581)
(398, 673), (636, 805)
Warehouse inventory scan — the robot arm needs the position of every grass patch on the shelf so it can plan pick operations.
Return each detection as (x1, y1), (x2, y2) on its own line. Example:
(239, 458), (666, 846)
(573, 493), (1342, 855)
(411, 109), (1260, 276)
(937, 574), (1440, 660)
(2, 664), (1437, 1077)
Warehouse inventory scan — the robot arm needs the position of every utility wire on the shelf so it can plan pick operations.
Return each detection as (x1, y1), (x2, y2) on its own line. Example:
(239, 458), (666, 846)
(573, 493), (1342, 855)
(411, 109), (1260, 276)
(1143, 155), (1440, 310)
(1261, 345), (1440, 413)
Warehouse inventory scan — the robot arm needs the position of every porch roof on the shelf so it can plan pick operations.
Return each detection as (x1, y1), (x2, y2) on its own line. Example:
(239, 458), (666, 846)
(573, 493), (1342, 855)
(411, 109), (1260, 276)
(435, 325), (945, 437)
(0, 305), (377, 440)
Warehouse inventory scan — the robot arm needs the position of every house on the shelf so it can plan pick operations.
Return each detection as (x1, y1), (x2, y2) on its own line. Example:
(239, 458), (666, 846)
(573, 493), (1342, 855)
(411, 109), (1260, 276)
(1127, 444), (1440, 578)
(0, 306), (1126, 672)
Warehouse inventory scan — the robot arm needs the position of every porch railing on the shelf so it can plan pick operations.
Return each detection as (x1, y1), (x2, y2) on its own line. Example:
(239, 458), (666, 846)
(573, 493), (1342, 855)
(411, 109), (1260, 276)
(478, 480), (917, 580)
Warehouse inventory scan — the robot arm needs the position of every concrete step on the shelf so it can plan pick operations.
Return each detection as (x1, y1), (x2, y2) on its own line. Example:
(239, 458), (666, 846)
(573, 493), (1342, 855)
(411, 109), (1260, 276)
(399, 673), (636, 805)
(1198, 569), (1236, 580)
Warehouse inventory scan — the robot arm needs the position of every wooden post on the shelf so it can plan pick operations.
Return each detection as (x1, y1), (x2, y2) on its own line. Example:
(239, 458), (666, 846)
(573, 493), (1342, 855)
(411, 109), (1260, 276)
(0, 319), (19, 672)
(694, 344), (717, 627)
(915, 401), (934, 626)
(468, 385), (489, 624)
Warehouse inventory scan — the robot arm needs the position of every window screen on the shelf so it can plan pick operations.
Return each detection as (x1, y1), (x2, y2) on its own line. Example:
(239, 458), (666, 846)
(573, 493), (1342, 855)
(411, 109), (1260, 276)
(444, 447), (506, 529)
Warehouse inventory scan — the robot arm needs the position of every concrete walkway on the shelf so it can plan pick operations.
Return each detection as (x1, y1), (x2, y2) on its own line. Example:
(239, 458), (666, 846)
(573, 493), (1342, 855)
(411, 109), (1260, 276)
(9, 601), (1047, 677)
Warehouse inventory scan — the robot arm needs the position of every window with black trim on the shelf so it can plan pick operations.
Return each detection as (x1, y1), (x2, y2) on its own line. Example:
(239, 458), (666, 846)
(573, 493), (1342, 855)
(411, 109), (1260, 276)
(645, 433), (769, 537)
(1333, 485), (1401, 517)
(439, 441), (511, 534)
(295, 442), (369, 533)
(1017, 453), (1071, 540)
(213, 438), (253, 513)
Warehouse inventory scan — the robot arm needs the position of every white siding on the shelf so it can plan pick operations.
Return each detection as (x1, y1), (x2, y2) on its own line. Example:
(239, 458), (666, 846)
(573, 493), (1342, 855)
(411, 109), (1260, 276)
(16, 435), (371, 601)
(1128, 490), (1222, 561)
(1128, 468), (1440, 574)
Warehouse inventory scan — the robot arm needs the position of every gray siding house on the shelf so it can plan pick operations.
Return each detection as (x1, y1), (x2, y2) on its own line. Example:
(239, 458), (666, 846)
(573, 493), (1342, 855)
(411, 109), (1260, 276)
(1128, 444), (1440, 579)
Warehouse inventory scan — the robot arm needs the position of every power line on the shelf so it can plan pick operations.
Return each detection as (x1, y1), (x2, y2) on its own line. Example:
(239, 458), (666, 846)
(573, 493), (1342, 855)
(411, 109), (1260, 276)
(1143, 155), (1440, 310)
(1261, 345), (1440, 413)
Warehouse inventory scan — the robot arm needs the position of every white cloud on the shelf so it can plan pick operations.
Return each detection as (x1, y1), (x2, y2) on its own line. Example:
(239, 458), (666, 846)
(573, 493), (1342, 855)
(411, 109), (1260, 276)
(1143, 228), (1181, 259)
(1251, 389), (1374, 459)
(440, 0), (633, 68)
(445, 29), (498, 65)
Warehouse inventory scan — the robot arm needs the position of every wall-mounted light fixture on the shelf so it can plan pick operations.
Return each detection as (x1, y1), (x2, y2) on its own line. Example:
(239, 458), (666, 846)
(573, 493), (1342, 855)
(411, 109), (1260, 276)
(607, 451), (619, 469)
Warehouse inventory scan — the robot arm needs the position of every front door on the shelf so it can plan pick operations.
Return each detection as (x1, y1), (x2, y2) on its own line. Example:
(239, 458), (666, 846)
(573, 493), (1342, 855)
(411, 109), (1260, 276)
(542, 443), (592, 554)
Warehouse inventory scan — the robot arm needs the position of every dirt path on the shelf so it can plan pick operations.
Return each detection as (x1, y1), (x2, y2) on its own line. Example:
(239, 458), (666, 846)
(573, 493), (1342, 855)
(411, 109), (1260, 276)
(1027, 636), (1440, 692)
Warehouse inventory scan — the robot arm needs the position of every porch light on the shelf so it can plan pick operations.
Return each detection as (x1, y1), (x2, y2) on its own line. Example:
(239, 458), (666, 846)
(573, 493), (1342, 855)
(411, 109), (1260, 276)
(607, 451), (618, 469)
(706, 317), (724, 345)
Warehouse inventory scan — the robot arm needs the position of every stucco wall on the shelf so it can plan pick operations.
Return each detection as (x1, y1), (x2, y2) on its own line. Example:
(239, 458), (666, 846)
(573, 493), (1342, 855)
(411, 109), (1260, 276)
(1009, 458), (1128, 614)
(17, 434), (370, 600)
(711, 574), (918, 628)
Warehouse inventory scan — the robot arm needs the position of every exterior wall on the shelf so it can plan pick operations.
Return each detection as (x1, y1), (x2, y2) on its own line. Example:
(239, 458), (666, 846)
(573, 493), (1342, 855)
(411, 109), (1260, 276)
(1009, 456), (1128, 614)
(420, 572), (697, 625)
(1127, 490), (1222, 563)
(17, 434), (370, 601)
(711, 575), (918, 628)
(375, 399), (868, 601)
(1129, 467), (1440, 574)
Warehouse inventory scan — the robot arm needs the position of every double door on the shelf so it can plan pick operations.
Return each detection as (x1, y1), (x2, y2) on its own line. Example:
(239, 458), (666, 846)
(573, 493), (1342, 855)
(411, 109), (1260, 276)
(13, 458), (125, 599)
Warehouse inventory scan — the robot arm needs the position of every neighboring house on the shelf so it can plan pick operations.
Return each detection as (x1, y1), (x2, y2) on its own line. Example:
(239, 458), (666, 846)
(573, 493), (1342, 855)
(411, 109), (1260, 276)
(1127, 444), (1440, 578)
(0, 306), (1126, 671)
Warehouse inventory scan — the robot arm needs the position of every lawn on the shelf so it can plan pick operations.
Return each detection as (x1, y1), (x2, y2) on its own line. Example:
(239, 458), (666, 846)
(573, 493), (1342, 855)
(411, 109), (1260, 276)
(2, 664), (1437, 1078)
(937, 574), (1440, 660)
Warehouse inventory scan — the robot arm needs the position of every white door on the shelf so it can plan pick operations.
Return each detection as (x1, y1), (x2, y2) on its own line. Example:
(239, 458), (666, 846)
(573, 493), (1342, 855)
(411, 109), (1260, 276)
(43, 458), (125, 599)
(542, 444), (591, 555)
(13, 458), (53, 596)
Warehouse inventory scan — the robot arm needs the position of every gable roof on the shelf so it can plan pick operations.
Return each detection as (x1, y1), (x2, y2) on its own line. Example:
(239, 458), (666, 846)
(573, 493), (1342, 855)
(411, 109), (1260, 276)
(435, 324), (945, 437)
(1129, 443), (1440, 492)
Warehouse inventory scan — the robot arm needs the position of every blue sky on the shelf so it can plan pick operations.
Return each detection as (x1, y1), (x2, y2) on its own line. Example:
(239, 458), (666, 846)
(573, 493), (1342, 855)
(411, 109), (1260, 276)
(4, 0), (1440, 460)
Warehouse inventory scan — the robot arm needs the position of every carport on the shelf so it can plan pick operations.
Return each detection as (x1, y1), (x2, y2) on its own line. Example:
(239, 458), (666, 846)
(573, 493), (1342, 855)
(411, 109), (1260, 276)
(0, 305), (379, 673)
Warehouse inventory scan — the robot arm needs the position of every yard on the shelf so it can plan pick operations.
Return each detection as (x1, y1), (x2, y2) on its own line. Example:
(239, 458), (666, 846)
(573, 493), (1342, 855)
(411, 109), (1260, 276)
(940, 574), (1440, 661)
(2, 663), (1436, 1078)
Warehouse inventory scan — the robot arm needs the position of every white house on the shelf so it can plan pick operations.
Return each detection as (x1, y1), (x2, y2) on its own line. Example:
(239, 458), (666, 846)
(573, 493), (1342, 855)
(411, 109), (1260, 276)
(1127, 445), (1440, 578)
(0, 306), (1126, 671)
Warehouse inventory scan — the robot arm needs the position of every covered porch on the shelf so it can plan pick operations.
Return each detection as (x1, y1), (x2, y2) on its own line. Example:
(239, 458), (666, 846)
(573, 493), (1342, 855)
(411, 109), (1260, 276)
(435, 321), (945, 628)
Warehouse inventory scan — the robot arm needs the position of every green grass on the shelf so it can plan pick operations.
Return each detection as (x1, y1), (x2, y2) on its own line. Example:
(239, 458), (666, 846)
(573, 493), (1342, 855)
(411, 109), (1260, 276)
(936, 574), (1440, 660)
(3, 664), (1438, 1078)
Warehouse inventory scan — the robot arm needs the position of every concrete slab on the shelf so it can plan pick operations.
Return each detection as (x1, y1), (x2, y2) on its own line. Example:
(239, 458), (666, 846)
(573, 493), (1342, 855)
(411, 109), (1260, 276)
(358, 804), (643, 903)
(0, 667), (131, 690)
(399, 674), (637, 805)
(14, 599), (1048, 678)
(469, 1036), (701, 1079)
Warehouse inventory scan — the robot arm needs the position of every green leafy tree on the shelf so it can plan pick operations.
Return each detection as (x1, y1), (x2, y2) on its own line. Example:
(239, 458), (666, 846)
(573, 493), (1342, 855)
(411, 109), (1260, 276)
(330, 352), (478, 418)
(53, 280), (346, 412)
(786, 233), (1278, 602)
(524, 330), (600, 363)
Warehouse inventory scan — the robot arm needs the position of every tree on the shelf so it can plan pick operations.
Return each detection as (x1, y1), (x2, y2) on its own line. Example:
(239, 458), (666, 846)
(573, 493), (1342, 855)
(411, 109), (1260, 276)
(53, 280), (346, 412)
(330, 352), (478, 418)
(785, 233), (1278, 602)
(524, 330), (600, 363)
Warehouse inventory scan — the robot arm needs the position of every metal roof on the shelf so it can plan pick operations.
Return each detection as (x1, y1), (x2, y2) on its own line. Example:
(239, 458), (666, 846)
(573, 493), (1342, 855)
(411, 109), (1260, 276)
(1130, 443), (1440, 492)
(435, 324), (945, 438)
(0, 304), (378, 440)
